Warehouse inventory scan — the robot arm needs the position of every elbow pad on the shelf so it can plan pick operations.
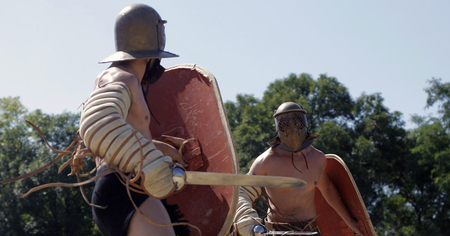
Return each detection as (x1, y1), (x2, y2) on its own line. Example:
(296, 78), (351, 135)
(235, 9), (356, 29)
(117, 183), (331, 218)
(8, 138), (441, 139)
(79, 82), (175, 198)
(234, 185), (264, 236)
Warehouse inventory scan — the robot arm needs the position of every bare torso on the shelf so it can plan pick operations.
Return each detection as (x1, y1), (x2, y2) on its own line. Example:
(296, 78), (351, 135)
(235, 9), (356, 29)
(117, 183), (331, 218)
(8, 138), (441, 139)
(250, 145), (326, 222)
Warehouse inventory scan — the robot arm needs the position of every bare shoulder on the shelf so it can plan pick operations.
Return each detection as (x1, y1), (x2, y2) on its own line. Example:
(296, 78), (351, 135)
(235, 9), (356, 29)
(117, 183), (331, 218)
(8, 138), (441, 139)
(95, 67), (139, 91)
(305, 146), (326, 168)
(248, 148), (274, 176)
(309, 146), (325, 157)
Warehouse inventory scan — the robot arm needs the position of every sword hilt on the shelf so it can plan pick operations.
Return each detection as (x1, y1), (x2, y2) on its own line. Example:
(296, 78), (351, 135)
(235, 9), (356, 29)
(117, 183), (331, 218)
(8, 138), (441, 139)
(172, 166), (186, 191)
(253, 225), (266, 236)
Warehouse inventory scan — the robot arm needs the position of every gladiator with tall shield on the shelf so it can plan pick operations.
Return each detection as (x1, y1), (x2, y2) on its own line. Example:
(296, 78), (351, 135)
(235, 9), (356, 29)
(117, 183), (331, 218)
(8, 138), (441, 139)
(233, 102), (363, 236)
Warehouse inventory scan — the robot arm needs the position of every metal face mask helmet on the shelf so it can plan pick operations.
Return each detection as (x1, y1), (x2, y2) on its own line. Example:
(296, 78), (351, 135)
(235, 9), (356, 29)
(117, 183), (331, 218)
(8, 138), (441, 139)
(99, 4), (179, 63)
(268, 102), (319, 153)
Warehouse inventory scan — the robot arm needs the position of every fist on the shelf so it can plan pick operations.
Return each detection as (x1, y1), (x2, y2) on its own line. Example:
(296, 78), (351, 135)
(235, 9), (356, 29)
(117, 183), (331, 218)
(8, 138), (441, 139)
(140, 156), (175, 199)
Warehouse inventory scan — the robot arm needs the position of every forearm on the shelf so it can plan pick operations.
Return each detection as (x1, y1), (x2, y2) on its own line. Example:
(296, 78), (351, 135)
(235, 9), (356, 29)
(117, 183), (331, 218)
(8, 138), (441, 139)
(321, 183), (354, 225)
(234, 185), (264, 236)
(318, 167), (362, 234)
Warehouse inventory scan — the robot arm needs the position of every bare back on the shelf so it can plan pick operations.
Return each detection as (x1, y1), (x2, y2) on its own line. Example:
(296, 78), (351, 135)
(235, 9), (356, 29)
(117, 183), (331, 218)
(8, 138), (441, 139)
(250, 145), (326, 222)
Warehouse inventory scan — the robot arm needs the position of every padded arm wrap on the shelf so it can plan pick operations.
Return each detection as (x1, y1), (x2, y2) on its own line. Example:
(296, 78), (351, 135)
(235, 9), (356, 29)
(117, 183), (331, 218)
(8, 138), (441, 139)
(80, 82), (163, 173)
(234, 185), (264, 236)
(79, 82), (175, 198)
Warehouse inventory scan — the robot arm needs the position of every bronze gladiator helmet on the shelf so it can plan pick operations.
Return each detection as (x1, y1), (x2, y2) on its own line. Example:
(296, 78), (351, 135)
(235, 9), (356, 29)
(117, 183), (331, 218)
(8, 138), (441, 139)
(267, 102), (319, 152)
(100, 4), (178, 63)
(273, 102), (307, 117)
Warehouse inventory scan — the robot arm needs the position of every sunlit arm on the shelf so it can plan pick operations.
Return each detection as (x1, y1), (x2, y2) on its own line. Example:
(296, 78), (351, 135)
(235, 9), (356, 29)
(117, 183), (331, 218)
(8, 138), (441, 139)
(316, 157), (362, 234)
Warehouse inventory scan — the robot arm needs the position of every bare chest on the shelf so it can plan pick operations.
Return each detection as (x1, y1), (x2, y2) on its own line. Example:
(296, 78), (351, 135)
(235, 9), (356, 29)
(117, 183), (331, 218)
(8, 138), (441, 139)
(126, 90), (152, 139)
(263, 153), (321, 221)
(265, 153), (321, 186)
(266, 153), (320, 197)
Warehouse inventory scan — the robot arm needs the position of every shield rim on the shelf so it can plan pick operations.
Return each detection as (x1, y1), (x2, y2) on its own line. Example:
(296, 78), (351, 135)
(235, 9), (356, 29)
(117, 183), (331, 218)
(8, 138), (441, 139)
(315, 154), (376, 236)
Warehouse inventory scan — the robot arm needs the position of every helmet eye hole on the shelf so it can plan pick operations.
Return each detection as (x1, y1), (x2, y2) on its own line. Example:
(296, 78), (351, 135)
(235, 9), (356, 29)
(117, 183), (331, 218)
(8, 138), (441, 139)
(293, 114), (305, 130)
(278, 117), (289, 133)
(276, 113), (306, 134)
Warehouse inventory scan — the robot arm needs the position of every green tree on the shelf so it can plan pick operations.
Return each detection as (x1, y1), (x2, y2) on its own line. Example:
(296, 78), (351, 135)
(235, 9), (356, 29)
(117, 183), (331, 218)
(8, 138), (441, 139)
(385, 78), (450, 235)
(423, 78), (450, 193)
(0, 97), (100, 236)
(0, 97), (30, 235)
(397, 117), (450, 235)
(370, 78), (450, 235)
(425, 78), (450, 127)
(225, 94), (271, 173)
(349, 93), (411, 234)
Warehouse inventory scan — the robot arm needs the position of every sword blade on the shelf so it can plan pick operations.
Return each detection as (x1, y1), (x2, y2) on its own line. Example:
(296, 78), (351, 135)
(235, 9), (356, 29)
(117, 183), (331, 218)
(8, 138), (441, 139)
(184, 171), (306, 188)
(262, 231), (318, 235)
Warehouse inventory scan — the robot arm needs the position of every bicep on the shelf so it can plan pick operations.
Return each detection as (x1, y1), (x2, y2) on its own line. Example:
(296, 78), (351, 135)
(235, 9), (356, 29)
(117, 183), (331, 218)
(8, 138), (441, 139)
(316, 154), (333, 194)
(317, 168), (333, 194)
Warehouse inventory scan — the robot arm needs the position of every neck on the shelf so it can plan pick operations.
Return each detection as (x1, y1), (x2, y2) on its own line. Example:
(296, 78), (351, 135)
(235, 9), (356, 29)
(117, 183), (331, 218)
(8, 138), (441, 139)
(277, 140), (312, 153)
(111, 59), (148, 82)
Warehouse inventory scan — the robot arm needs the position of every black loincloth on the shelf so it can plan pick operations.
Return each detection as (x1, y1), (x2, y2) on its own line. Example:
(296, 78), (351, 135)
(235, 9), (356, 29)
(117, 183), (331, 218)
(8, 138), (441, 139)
(92, 165), (190, 236)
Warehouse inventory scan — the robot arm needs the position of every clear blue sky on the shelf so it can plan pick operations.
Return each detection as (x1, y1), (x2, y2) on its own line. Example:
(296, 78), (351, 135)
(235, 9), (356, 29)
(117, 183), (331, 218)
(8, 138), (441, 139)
(1, 1), (449, 129)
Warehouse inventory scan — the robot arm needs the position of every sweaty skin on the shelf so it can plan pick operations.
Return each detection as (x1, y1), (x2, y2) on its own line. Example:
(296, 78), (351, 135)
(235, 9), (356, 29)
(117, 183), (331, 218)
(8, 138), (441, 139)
(93, 59), (186, 236)
(250, 145), (362, 235)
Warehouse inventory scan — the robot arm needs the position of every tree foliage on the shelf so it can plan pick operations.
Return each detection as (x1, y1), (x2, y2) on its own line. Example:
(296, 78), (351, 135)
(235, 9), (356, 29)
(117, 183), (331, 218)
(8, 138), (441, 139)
(0, 97), (100, 236)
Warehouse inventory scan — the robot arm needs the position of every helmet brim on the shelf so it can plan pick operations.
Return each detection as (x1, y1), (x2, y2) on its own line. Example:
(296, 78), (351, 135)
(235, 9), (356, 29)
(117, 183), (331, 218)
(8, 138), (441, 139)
(99, 50), (179, 63)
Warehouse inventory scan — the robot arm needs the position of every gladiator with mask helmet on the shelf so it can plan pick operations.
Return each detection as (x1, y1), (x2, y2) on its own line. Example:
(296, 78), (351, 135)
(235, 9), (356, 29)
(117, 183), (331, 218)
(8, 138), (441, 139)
(81, 4), (190, 236)
(233, 102), (362, 235)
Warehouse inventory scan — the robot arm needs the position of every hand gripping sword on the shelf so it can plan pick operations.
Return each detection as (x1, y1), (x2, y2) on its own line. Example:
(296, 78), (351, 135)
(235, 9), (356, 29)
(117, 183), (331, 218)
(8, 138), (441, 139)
(172, 167), (306, 190)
